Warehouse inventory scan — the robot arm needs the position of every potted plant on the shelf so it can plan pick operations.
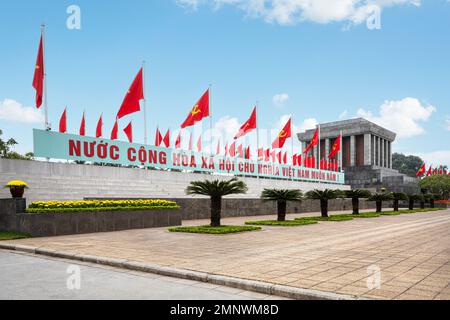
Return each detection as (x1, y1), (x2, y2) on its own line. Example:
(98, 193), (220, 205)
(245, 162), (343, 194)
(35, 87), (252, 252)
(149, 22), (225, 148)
(4, 180), (28, 198)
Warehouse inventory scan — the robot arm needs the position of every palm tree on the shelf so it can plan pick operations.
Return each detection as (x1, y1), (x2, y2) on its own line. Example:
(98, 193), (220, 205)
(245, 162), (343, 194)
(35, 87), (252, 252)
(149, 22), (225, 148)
(305, 189), (343, 218)
(368, 192), (394, 213)
(186, 178), (248, 227)
(260, 189), (303, 221)
(392, 192), (408, 211)
(344, 189), (372, 215)
(407, 194), (424, 210)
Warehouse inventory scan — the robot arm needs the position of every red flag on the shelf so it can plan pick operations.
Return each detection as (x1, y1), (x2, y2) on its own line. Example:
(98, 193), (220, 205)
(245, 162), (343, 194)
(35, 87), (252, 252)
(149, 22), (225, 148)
(229, 142), (236, 157)
(258, 148), (264, 160)
(163, 129), (170, 148)
(426, 166), (432, 177)
(303, 128), (319, 154)
(181, 89), (210, 128)
(79, 112), (86, 136)
(293, 154), (298, 166)
(59, 108), (67, 133)
(123, 121), (133, 143)
(197, 136), (202, 152)
(245, 147), (251, 160)
(155, 128), (163, 146)
(270, 150), (276, 163)
(265, 149), (270, 162)
(111, 118), (118, 140)
(283, 152), (287, 164)
(32, 35), (44, 109)
(96, 114), (103, 138)
(328, 135), (341, 159)
(224, 142), (229, 156)
(416, 164), (426, 177)
(117, 68), (144, 119)
(238, 144), (244, 158)
(272, 118), (292, 149)
(277, 151), (282, 164)
(175, 132), (181, 149)
(234, 107), (257, 139)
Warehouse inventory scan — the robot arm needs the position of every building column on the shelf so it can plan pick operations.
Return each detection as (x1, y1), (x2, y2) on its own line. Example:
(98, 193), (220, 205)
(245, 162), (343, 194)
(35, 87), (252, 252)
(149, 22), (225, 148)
(389, 141), (393, 169)
(325, 138), (330, 159)
(372, 135), (376, 167)
(381, 139), (385, 168)
(377, 137), (381, 167)
(350, 135), (356, 167)
(364, 134), (372, 166)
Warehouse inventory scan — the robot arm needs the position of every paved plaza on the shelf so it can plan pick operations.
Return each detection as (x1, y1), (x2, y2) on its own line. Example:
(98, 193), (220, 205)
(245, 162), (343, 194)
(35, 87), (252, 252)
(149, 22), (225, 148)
(2, 209), (450, 300)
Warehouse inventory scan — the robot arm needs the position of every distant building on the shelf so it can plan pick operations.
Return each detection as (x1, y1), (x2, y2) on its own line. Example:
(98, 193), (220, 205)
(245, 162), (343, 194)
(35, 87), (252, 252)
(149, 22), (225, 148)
(298, 118), (419, 193)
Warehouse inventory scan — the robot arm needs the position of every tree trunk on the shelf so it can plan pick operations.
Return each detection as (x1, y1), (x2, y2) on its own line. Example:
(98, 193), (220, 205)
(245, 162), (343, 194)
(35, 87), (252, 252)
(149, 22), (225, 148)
(420, 201), (425, 209)
(393, 199), (399, 212)
(352, 198), (359, 215)
(210, 196), (222, 227)
(376, 200), (382, 213)
(409, 199), (414, 210)
(277, 201), (287, 222)
(320, 199), (329, 218)
(430, 199), (435, 208)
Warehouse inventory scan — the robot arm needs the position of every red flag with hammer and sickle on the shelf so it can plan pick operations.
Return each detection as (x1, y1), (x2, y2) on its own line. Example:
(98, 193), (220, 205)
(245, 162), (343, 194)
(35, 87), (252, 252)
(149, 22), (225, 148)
(328, 135), (341, 159)
(181, 89), (210, 128)
(272, 118), (292, 149)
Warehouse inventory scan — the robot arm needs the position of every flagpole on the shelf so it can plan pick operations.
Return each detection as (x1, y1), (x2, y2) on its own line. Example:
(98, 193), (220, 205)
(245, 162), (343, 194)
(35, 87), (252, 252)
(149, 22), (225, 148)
(317, 124), (321, 170)
(142, 61), (148, 145)
(256, 102), (260, 180)
(40, 24), (50, 131)
(291, 115), (294, 181)
(339, 130), (343, 172)
(209, 84), (212, 159)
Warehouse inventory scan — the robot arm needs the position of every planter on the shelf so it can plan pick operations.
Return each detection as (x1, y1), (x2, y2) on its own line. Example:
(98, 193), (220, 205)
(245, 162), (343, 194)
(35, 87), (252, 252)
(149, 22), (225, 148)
(9, 186), (25, 198)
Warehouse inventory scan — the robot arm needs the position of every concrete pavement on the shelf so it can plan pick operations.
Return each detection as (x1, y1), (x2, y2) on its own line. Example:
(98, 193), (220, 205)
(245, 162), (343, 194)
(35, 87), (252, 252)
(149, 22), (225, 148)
(0, 251), (286, 300)
(2, 209), (450, 300)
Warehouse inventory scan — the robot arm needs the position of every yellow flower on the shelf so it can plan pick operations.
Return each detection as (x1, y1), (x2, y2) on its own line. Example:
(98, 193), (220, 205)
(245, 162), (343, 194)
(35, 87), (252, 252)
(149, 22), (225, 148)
(5, 180), (28, 188)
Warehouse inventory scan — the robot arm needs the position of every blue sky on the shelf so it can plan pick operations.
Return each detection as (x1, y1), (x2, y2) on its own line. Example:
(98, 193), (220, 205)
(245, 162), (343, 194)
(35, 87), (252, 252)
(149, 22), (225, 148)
(0, 0), (449, 165)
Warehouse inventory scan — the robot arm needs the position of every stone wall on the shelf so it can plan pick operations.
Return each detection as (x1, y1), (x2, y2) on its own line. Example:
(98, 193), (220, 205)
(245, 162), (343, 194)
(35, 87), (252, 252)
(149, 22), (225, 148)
(0, 209), (182, 238)
(0, 158), (350, 203)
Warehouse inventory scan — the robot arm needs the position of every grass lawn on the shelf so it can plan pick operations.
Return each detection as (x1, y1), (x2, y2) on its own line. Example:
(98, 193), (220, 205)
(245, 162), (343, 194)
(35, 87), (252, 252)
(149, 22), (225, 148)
(0, 232), (31, 241)
(245, 220), (318, 226)
(296, 214), (354, 222)
(168, 225), (261, 234)
(351, 213), (381, 218)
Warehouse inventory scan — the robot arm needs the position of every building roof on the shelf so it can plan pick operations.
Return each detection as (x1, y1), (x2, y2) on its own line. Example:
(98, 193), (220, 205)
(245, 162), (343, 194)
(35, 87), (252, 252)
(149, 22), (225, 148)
(297, 118), (397, 142)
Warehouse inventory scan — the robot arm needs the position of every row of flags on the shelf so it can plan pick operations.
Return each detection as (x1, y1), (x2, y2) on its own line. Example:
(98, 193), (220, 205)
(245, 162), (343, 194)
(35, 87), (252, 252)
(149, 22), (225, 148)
(416, 164), (449, 177)
(31, 27), (342, 170)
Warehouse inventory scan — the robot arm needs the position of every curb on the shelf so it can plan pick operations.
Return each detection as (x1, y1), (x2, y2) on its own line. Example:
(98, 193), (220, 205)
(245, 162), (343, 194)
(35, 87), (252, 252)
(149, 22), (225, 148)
(0, 243), (362, 300)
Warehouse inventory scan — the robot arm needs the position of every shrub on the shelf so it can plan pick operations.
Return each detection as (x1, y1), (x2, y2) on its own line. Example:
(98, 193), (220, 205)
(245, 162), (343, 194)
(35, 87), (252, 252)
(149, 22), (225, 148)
(28, 199), (178, 210)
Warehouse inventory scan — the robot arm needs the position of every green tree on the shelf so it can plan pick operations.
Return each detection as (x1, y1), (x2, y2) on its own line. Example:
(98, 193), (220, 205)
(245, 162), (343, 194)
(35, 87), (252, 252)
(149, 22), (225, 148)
(392, 192), (408, 211)
(0, 130), (33, 160)
(407, 194), (424, 210)
(419, 175), (450, 199)
(305, 189), (343, 218)
(392, 153), (425, 178)
(368, 192), (394, 213)
(186, 178), (248, 227)
(260, 189), (303, 222)
(344, 189), (372, 215)
(424, 194), (441, 208)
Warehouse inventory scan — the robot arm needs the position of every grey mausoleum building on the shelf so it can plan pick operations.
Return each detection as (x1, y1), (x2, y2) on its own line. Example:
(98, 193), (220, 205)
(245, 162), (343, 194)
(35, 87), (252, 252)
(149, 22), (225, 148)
(298, 118), (419, 194)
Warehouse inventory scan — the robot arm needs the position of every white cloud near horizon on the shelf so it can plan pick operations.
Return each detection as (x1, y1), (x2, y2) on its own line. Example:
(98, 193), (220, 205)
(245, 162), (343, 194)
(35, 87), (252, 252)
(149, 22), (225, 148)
(176, 0), (421, 26)
(273, 93), (289, 107)
(356, 97), (436, 139)
(412, 150), (450, 167)
(0, 99), (44, 124)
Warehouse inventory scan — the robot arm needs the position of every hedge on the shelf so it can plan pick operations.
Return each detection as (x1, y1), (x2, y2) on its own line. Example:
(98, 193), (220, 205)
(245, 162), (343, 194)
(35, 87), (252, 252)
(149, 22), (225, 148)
(26, 205), (180, 214)
(28, 199), (178, 210)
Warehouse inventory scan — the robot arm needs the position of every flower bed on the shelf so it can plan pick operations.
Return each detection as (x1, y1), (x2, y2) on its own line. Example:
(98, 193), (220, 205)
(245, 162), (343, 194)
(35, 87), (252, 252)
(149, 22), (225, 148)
(435, 200), (450, 204)
(27, 199), (179, 213)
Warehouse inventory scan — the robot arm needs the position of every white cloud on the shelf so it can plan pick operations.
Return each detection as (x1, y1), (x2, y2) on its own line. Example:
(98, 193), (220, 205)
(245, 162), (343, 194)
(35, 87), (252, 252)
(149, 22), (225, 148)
(299, 117), (318, 132)
(273, 93), (289, 107)
(0, 99), (44, 124)
(176, 0), (421, 26)
(357, 97), (435, 139)
(338, 110), (349, 120)
(213, 115), (241, 142)
(413, 150), (450, 167)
